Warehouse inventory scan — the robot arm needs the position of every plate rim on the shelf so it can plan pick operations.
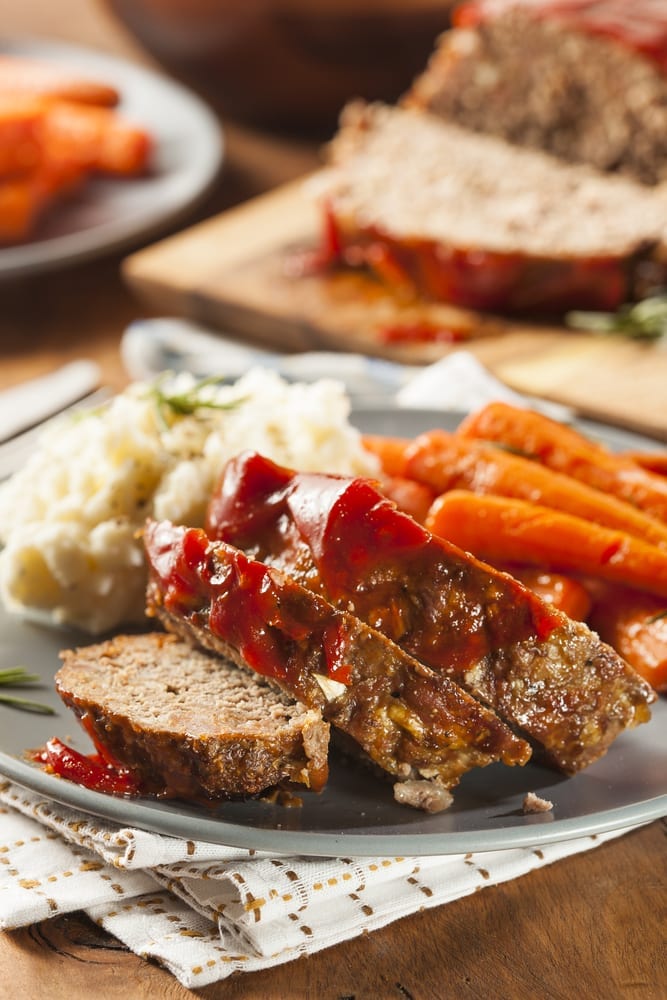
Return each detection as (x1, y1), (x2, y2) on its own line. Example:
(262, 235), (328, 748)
(0, 404), (665, 857)
(1, 749), (665, 857)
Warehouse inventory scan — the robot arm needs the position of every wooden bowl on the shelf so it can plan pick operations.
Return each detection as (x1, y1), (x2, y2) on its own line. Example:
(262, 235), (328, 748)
(104, 0), (455, 132)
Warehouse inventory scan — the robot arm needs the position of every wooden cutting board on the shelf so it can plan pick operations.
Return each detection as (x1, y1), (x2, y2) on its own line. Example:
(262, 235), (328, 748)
(123, 174), (667, 442)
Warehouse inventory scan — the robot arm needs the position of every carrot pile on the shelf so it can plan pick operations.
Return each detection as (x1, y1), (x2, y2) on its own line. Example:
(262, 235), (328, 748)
(0, 55), (153, 243)
(364, 401), (667, 693)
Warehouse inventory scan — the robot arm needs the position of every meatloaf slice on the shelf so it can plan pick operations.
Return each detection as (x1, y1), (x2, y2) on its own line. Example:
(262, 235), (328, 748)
(56, 632), (330, 799)
(405, 1), (667, 186)
(314, 101), (667, 313)
(143, 520), (532, 812)
(204, 451), (655, 774)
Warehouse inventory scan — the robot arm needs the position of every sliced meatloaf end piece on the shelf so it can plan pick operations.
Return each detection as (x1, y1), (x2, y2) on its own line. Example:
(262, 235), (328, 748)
(204, 451), (656, 775)
(56, 631), (330, 799)
(405, 2), (667, 186)
(313, 101), (667, 313)
(143, 520), (532, 811)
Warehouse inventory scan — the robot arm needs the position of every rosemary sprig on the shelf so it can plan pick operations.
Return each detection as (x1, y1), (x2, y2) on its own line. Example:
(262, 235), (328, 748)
(0, 666), (55, 715)
(148, 374), (244, 430)
(0, 694), (56, 714)
(566, 292), (667, 341)
(0, 666), (40, 684)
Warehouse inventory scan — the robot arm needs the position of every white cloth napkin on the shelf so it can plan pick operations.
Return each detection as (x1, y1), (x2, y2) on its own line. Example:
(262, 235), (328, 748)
(0, 778), (641, 989)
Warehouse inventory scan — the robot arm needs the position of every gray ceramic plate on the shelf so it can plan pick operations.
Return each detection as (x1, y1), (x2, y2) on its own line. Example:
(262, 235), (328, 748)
(0, 408), (665, 856)
(0, 37), (223, 278)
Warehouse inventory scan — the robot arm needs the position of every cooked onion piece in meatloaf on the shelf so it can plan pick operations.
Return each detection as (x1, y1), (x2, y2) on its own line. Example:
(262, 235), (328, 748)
(143, 519), (533, 812)
(56, 632), (330, 800)
(312, 101), (667, 313)
(406, 1), (667, 186)
(203, 451), (656, 775)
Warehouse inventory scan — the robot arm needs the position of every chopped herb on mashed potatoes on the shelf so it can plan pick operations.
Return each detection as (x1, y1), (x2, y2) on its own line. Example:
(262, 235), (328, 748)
(0, 369), (378, 633)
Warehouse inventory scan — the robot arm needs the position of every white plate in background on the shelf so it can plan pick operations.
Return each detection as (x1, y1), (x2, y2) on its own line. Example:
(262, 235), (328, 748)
(0, 37), (223, 278)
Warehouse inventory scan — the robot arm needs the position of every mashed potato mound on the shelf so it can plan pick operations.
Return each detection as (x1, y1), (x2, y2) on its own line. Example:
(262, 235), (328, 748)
(0, 369), (378, 633)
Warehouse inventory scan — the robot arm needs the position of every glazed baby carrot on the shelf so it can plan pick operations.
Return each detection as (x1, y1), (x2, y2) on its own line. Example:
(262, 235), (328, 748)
(403, 429), (667, 549)
(41, 102), (152, 176)
(0, 62), (153, 244)
(0, 98), (43, 177)
(622, 451), (667, 477)
(425, 490), (667, 599)
(456, 402), (667, 523)
(362, 434), (412, 477)
(0, 176), (41, 241)
(377, 476), (435, 523)
(498, 565), (592, 621)
(587, 584), (667, 692)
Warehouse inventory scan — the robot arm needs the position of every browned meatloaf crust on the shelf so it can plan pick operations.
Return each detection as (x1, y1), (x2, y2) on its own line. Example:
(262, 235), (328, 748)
(314, 102), (667, 313)
(204, 451), (656, 775)
(143, 520), (532, 812)
(56, 632), (330, 800)
(405, 2), (667, 185)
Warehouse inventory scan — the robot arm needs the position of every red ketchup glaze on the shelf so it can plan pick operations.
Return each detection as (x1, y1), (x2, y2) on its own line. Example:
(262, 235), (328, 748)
(205, 452), (564, 675)
(378, 322), (469, 344)
(144, 519), (356, 691)
(31, 737), (140, 797)
(294, 200), (628, 315)
(325, 220), (629, 314)
(284, 202), (342, 278)
(455, 0), (667, 76)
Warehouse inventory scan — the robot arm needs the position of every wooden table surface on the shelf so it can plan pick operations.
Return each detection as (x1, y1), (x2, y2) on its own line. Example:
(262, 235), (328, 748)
(0, 3), (666, 998)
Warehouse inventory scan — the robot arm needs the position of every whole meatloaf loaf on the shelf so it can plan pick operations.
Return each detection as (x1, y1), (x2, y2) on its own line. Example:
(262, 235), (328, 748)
(204, 451), (656, 775)
(314, 101), (667, 313)
(56, 632), (330, 799)
(143, 519), (532, 814)
(406, 0), (667, 186)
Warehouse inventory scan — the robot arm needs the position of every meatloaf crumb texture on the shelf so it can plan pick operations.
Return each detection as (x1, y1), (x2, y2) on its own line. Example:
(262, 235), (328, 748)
(463, 617), (654, 773)
(406, 7), (667, 185)
(203, 453), (656, 775)
(143, 521), (532, 805)
(321, 102), (667, 259)
(56, 632), (330, 799)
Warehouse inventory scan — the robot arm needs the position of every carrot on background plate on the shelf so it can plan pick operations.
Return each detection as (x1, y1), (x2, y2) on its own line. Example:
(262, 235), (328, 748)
(39, 101), (152, 177)
(425, 489), (667, 600)
(0, 97), (44, 178)
(0, 55), (152, 244)
(586, 583), (667, 692)
(456, 401), (667, 523)
(401, 428), (667, 549)
(0, 175), (43, 242)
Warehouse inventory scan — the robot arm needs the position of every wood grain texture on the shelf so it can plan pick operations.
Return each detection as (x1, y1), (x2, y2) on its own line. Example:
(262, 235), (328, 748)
(1, 822), (665, 999)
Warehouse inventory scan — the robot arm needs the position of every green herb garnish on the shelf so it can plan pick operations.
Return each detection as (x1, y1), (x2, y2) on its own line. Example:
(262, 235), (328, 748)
(0, 666), (55, 715)
(566, 292), (667, 341)
(0, 667), (40, 684)
(148, 374), (244, 430)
